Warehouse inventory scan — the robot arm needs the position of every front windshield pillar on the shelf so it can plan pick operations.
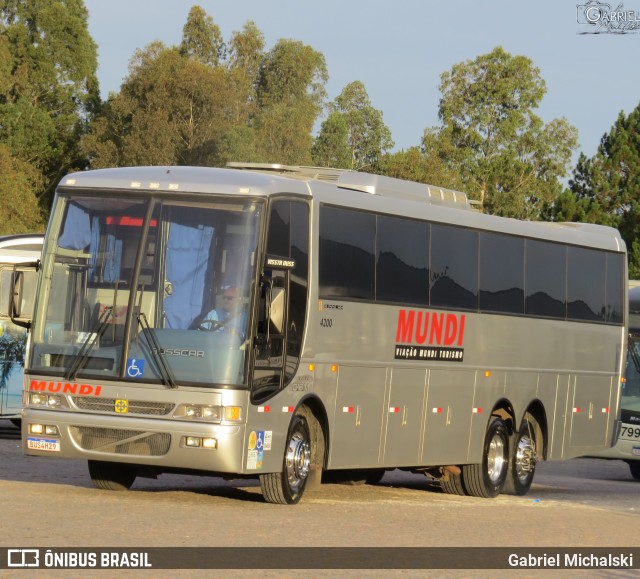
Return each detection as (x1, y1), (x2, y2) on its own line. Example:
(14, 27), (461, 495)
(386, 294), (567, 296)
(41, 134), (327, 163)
(120, 198), (157, 379)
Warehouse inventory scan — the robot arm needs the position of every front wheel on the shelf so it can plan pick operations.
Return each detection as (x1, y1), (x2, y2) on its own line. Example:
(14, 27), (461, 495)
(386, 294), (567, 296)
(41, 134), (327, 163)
(503, 418), (538, 495)
(88, 460), (137, 491)
(462, 417), (509, 498)
(260, 415), (311, 504)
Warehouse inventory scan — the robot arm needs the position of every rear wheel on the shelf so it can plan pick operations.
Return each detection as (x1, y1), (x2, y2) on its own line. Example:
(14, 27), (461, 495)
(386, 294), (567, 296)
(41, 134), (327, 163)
(440, 470), (467, 496)
(503, 418), (538, 495)
(260, 415), (311, 504)
(88, 460), (137, 491)
(462, 417), (509, 498)
(627, 460), (640, 480)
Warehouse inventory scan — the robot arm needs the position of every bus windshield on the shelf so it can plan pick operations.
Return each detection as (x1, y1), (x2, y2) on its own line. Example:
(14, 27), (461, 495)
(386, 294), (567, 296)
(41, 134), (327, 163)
(623, 335), (640, 413)
(30, 195), (261, 387)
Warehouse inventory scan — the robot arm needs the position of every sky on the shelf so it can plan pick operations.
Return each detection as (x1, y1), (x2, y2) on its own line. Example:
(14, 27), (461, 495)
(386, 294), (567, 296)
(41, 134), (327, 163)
(83, 0), (640, 163)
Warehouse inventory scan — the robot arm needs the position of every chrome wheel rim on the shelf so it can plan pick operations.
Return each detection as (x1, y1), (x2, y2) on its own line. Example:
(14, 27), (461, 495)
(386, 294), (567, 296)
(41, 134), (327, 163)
(285, 430), (310, 492)
(514, 435), (536, 482)
(487, 433), (507, 483)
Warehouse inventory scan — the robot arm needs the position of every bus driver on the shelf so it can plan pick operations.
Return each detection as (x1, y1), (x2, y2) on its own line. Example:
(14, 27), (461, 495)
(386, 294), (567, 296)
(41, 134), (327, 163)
(199, 285), (247, 340)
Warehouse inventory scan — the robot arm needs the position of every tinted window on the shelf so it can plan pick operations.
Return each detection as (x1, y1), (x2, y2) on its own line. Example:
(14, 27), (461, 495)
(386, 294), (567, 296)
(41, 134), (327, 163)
(319, 206), (375, 300)
(525, 240), (566, 318)
(567, 246), (606, 321)
(376, 215), (429, 305)
(266, 201), (290, 257)
(606, 252), (624, 324)
(430, 224), (478, 310)
(479, 232), (524, 314)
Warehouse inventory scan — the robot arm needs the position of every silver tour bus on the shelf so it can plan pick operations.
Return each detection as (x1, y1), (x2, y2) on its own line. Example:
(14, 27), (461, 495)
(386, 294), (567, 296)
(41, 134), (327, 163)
(0, 234), (43, 427)
(18, 164), (626, 504)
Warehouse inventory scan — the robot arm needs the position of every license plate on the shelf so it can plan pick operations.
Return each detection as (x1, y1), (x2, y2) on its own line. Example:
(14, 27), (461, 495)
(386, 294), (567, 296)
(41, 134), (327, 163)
(27, 437), (61, 452)
(620, 425), (640, 441)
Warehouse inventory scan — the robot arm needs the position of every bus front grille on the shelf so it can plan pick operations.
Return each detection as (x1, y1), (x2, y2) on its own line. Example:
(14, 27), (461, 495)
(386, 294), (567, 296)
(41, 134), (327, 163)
(69, 426), (171, 456)
(72, 397), (175, 416)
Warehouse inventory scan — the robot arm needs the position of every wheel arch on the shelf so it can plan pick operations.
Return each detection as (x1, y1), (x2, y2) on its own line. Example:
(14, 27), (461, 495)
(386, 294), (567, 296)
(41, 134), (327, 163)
(295, 395), (329, 471)
(490, 398), (516, 436)
(519, 400), (548, 460)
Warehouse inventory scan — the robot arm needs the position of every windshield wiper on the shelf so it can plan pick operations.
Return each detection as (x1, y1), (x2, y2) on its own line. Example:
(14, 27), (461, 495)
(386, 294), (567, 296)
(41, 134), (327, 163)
(65, 307), (113, 381)
(136, 312), (177, 389)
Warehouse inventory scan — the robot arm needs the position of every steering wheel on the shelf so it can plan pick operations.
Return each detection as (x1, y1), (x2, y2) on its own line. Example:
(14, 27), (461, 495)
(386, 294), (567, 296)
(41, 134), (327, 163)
(198, 318), (226, 332)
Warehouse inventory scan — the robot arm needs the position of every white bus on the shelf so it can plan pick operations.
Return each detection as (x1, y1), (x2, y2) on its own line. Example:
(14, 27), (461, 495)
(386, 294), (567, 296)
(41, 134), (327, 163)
(16, 164), (626, 504)
(0, 234), (43, 426)
(589, 284), (640, 478)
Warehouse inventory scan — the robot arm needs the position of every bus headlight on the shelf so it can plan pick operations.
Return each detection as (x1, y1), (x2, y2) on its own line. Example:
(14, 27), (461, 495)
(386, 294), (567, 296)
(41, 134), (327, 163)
(175, 404), (242, 422)
(29, 424), (60, 436)
(29, 392), (64, 408)
(182, 436), (218, 449)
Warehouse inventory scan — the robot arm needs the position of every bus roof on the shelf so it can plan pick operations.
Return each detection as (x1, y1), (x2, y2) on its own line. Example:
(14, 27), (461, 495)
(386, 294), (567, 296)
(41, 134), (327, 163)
(58, 165), (624, 253)
(0, 234), (43, 263)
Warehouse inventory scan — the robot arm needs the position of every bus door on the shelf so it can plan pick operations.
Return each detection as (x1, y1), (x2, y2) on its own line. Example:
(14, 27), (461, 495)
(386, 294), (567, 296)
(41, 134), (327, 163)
(250, 200), (309, 404)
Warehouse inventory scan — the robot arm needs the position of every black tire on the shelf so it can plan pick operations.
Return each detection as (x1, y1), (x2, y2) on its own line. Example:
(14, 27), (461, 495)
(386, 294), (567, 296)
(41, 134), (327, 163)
(627, 461), (640, 480)
(440, 470), (467, 496)
(260, 415), (311, 504)
(88, 460), (137, 491)
(503, 418), (538, 496)
(9, 418), (21, 428)
(462, 417), (509, 498)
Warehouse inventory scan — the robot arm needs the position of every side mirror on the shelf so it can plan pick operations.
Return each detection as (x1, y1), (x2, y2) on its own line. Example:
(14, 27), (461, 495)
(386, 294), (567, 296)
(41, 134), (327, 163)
(269, 287), (285, 334)
(0, 262), (40, 329)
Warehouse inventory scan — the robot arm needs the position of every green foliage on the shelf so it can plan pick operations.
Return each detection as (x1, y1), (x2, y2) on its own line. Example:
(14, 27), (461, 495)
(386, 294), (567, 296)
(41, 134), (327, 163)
(313, 81), (393, 170)
(311, 112), (351, 168)
(376, 147), (465, 191)
(0, 0), (99, 214)
(0, 144), (44, 233)
(180, 5), (225, 67)
(423, 46), (577, 219)
(85, 12), (328, 168)
(228, 21), (265, 87)
(84, 42), (254, 167)
(557, 104), (640, 275)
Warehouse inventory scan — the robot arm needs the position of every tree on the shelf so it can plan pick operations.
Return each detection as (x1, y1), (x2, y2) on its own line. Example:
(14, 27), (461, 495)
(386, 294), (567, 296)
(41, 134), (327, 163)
(554, 104), (640, 276)
(84, 41), (253, 168)
(0, 0), (99, 212)
(376, 147), (465, 191)
(423, 46), (577, 219)
(179, 5), (225, 67)
(311, 112), (351, 168)
(228, 20), (265, 88)
(313, 81), (393, 170)
(0, 144), (44, 233)
(254, 39), (328, 164)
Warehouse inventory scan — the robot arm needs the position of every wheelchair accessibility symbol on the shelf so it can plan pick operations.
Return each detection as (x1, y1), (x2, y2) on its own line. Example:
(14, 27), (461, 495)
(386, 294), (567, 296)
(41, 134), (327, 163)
(126, 358), (145, 378)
